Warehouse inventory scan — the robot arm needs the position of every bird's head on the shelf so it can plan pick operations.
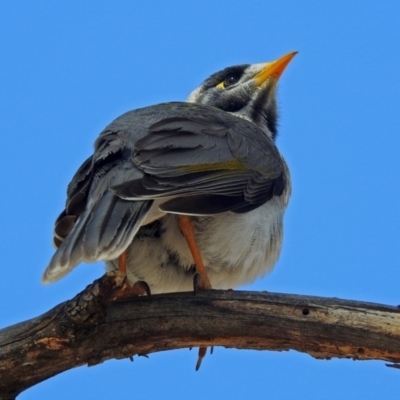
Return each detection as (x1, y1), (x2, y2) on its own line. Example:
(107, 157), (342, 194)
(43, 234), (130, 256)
(187, 52), (297, 140)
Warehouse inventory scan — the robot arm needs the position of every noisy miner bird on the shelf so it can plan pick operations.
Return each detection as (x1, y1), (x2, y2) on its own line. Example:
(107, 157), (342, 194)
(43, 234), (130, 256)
(44, 50), (296, 289)
(43, 53), (296, 365)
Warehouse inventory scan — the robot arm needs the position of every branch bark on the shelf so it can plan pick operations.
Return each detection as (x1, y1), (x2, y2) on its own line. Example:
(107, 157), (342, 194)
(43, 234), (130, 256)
(1, 272), (400, 399)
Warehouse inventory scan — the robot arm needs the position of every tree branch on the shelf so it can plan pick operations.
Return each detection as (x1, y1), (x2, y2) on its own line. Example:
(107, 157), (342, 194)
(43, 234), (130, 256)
(1, 272), (400, 399)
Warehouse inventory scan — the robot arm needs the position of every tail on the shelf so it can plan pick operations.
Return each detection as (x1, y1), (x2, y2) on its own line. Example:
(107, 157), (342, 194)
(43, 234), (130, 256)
(42, 193), (152, 283)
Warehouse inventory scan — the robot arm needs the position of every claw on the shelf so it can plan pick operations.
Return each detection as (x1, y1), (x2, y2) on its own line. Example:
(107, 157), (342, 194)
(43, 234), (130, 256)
(195, 346), (207, 371)
(193, 272), (212, 292)
(114, 280), (152, 300)
(132, 280), (151, 296)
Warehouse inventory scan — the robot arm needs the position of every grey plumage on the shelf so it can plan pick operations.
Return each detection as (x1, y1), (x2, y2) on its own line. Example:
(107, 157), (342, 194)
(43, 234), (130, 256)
(43, 53), (296, 292)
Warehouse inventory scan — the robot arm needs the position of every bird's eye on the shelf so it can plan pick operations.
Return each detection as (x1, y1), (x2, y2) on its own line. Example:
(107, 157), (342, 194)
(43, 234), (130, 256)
(223, 74), (239, 88)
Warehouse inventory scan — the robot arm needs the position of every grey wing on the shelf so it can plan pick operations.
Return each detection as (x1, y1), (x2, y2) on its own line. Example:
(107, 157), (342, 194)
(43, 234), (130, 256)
(43, 129), (152, 284)
(114, 116), (286, 215)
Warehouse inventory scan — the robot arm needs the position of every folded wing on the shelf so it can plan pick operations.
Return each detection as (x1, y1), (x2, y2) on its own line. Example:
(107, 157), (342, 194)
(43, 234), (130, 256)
(114, 115), (286, 215)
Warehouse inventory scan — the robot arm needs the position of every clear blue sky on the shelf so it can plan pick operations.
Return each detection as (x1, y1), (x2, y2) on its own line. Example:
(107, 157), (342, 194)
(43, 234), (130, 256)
(2, 1), (400, 399)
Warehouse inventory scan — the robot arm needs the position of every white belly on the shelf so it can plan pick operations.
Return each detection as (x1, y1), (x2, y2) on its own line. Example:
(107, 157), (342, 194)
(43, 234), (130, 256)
(109, 196), (286, 293)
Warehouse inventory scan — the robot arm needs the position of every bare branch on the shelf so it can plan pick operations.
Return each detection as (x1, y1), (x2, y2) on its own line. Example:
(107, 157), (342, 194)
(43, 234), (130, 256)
(1, 272), (400, 399)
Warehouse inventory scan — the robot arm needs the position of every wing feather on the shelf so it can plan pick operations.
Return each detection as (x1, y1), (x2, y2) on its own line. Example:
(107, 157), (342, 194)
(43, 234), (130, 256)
(114, 115), (286, 215)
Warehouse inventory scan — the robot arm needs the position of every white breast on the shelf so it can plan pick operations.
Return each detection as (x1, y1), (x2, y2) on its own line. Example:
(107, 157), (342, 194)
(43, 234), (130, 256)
(196, 198), (285, 288)
(159, 196), (285, 289)
(111, 195), (287, 293)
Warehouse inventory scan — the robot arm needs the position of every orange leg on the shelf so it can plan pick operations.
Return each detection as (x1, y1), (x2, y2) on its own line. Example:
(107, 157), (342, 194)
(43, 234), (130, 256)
(118, 251), (127, 274)
(178, 215), (212, 370)
(178, 215), (212, 291)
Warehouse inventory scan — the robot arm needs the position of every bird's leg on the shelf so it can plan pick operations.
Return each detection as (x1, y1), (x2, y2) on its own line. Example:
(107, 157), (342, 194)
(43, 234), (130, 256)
(178, 215), (212, 370)
(118, 251), (127, 275)
(114, 251), (151, 299)
(178, 215), (212, 291)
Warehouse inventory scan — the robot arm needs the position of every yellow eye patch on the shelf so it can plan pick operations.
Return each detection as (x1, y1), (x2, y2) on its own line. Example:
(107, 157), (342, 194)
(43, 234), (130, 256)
(216, 82), (225, 89)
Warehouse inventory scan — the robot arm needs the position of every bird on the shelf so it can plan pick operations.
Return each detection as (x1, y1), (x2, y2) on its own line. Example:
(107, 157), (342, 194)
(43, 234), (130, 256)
(44, 51), (296, 289)
(43, 52), (296, 367)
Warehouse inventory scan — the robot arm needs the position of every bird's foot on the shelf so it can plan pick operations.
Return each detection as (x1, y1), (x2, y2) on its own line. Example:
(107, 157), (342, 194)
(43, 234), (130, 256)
(114, 280), (151, 300)
(113, 251), (151, 299)
(193, 272), (212, 292)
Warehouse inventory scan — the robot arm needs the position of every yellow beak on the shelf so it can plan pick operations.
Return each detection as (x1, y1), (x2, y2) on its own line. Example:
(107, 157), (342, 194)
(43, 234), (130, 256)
(255, 51), (298, 86)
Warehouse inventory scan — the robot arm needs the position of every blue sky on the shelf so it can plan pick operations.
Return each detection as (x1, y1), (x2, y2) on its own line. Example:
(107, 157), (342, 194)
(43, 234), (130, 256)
(1, 1), (400, 399)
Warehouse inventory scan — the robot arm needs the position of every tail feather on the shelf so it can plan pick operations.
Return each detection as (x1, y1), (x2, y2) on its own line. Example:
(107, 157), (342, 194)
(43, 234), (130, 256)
(42, 195), (151, 284)
(82, 192), (152, 260)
